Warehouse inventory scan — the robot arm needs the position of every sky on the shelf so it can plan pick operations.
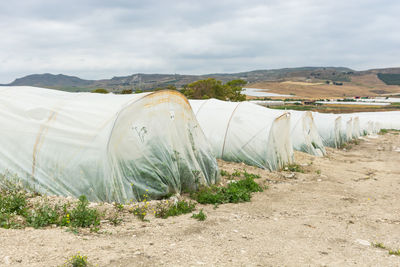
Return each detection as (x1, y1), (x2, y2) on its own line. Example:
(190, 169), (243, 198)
(0, 0), (399, 83)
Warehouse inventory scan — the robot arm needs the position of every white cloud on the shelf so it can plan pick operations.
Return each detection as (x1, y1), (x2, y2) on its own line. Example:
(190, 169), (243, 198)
(0, 0), (399, 83)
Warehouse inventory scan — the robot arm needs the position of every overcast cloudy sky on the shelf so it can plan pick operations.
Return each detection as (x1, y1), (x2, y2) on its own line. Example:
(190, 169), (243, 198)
(0, 0), (399, 83)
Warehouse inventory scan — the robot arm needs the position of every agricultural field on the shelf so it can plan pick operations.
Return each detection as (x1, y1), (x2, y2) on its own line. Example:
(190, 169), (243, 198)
(268, 102), (400, 113)
(1, 131), (400, 266)
(247, 73), (400, 99)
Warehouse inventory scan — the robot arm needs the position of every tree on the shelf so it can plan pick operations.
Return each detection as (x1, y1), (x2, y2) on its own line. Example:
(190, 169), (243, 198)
(91, 88), (109, 94)
(182, 78), (246, 101)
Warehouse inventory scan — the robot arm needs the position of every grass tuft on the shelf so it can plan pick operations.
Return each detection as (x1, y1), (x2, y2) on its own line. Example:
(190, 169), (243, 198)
(191, 209), (207, 221)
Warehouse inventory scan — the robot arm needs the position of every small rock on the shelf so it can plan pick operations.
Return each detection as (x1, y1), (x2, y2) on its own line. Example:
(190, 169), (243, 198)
(283, 173), (296, 179)
(317, 179), (322, 182)
(355, 239), (370, 246)
(4, 256), (11, 265)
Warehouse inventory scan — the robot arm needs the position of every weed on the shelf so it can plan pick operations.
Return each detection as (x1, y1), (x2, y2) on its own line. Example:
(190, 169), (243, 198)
(372, 242), (400, 256)
(129, 192), (150, 221)
(191, 177), (263, 205)
(283, 164), (304, 173)
(379, 129), (389, 135)
(0, 188), (28, 216)
(373, 242), (386, 249)
(113, 202), (124, 212)
(220, 170), (230, 177)
(0, 213), (22, 229)
(243, 170), (260, 179)
(69, 196), (100, 228)
(191, 209), (207, 221)
(232, 170), (241, 177)
(64, 252), (89, 267)
(155, 200), (196, 219)
(316, 170), (321, 175)
(108, 213), (122, 226)
(26, 203), (60, 228)
(389, 249), (400, 256)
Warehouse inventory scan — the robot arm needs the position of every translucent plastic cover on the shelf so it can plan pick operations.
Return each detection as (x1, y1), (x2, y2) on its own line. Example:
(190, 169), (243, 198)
(0, 86), (219, 202)
(190, 99), (293, 170)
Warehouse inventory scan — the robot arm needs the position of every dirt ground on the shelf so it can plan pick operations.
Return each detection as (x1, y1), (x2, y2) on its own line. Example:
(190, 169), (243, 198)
(1, 133), (400, 266)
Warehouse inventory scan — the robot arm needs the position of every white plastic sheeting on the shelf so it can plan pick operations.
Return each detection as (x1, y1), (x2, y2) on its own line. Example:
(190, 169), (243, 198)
(352, 111), (400, 133)
(190, 99), (294, 170)
(312, 113), (343, 148)
(287, 111), (326, 156)
(0, 86), (219, 202)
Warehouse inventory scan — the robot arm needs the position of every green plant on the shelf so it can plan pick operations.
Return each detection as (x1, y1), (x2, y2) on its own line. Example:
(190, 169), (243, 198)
(91, 88), (108, 94)
(243, 170), (260, 179)
(0, 213), (21, 229)
(155, 200), (196, 219)
(220, 170), (230, 177)
(373, 242), (386, 249)
(389, 249), (400, 256)
(284, 164), (304, 173)
(379, 129), (389, 135)
(69, 196), (100, 228)
(181, 78), (246, 101)
(0, 189), (28, 216)
(64, 252), (89, 267)
(232, 170), (241, 177)
(108, 213), (122, 226)
(191, 176), (263, 205)
(191, 209), (207, 221)
(26, 203), (60, 229)
(113, 202), (124, 212)
(316, 170), (321, 175)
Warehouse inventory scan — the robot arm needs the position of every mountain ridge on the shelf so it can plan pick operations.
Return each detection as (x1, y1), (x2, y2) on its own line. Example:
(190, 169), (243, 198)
(1, 66), (399, 92)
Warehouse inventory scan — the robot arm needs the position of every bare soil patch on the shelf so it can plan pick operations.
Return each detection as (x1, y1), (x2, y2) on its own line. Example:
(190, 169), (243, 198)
(1, 133), (400, 266)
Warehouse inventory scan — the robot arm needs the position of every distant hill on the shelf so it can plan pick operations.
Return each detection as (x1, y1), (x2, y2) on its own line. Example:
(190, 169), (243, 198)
(4, 74), (94, 92)
(1, 66), (399, 92)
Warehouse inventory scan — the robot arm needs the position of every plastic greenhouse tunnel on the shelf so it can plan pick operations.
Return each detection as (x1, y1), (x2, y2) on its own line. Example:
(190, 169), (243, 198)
(0, 86), (219, 202)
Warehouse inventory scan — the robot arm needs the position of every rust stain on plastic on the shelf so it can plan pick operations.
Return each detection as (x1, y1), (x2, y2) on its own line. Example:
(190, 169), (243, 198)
(143, 90), (191, 110)
(32, 111), (58, 177)
(274, 112), (290, 122)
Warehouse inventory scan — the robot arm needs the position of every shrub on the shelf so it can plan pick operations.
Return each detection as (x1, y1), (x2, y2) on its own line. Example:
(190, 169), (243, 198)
(91, 88), (108, 94)
(181, 78), (246, 101)
(120, 89), (133, 94)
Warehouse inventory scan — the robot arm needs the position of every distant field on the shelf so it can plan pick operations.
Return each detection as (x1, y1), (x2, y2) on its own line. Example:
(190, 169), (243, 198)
(280, 81), (324, 86)
(268, 103), (400, 113)
(247, 73), (400, 99)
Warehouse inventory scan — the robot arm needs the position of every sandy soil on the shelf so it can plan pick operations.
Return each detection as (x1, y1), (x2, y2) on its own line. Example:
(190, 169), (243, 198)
(1, 133), (400, 266)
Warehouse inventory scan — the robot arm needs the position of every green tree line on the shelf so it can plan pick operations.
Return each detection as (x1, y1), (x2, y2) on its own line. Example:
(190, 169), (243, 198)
(181, 78), (247, 101)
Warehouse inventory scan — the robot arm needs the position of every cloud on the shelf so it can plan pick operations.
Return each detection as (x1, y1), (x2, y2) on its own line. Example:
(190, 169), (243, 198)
(0, 0), (399, 83)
